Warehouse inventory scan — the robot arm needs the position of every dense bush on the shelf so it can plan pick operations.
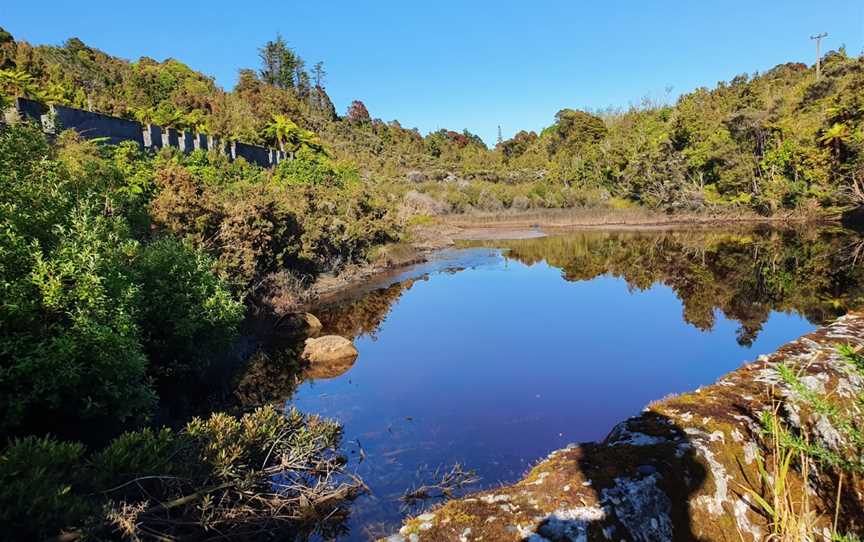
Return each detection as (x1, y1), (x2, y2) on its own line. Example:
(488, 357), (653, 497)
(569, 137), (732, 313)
(134, 238), (243, 381)
(1, 127), (153, 436)
(6, 28), (864, 215)
(151, 154), (399, 290)
(0, 436), (92, 538)
(274, 147), (360, 186)
(0, 125), (243, 439)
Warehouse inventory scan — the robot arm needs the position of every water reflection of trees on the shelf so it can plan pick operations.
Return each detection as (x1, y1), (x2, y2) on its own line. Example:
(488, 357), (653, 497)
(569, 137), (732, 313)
(232, 226), (864, 407)
(470, 226), (864, 345)
(316, 279), (420, 340)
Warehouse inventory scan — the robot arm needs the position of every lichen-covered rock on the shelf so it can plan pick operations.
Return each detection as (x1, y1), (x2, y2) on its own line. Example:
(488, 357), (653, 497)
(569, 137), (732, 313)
(384, 312), (864, 541)
(302, 335), (358, 365)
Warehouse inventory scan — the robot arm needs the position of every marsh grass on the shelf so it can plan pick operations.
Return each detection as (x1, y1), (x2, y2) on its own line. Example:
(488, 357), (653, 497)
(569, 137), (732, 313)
(738, 345), (864, 541)
(738, 404), (819, 540)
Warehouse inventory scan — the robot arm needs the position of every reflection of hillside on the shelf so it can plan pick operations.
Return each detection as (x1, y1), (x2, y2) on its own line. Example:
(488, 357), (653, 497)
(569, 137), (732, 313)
(316, 279), (420, 340)
(469, 227), (864, 345)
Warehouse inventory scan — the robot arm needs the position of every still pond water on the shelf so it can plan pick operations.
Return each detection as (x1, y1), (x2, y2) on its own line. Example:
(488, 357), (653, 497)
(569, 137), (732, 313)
(281, 226), (863, 539)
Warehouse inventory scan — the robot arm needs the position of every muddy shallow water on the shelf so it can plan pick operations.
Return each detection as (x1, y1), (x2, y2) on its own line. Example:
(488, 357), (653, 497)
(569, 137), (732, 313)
(281, 226), (864, 540)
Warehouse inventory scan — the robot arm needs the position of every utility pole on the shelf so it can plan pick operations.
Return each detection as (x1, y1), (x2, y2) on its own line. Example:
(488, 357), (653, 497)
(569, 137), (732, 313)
(811, 32), (828, 80)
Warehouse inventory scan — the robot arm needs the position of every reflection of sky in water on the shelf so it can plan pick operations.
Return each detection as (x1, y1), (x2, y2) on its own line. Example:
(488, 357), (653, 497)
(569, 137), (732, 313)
(290, 251), (815, 539)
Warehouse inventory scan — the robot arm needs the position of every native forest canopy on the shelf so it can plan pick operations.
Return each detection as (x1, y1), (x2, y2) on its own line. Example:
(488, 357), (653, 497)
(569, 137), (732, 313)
(2, 23), (864, 542)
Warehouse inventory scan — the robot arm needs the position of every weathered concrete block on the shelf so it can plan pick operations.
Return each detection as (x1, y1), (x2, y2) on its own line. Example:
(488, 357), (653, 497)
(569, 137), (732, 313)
(41, 113), (55, 134)
(50, 105), (145, 147)
(234, 141), (271, 168)
(15, 97), (47, 123)
(9, 98), (288, 167)
(143, 124), (162, 149)
(162, 127), (179, 149)
(194, 133), (208, 151)
(177, 130), (195, 154)
(177, 130), (194, 153)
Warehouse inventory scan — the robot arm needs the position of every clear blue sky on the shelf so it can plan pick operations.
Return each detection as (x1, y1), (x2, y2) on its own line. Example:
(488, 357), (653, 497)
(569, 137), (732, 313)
(4, 1), (863, 144)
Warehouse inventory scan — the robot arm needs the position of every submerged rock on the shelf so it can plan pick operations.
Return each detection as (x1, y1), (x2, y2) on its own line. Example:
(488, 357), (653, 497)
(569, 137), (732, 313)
(302, 335), (358, 366)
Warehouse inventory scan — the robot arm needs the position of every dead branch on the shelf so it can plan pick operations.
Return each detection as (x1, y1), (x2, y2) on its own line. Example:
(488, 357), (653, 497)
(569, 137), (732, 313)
(400, 463), (480, 508)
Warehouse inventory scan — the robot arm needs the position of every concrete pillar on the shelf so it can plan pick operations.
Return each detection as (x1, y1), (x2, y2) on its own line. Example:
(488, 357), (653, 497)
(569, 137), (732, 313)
(178, 131), (194, 153)
(41, 109), (56, 134)
(194, 133), (208, 151)
(143, 124), (162, 149)
(209, 135), (226, 156)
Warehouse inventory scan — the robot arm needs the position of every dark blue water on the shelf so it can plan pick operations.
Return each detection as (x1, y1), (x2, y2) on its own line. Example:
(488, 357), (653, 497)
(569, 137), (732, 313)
(285, 227), (862, 539)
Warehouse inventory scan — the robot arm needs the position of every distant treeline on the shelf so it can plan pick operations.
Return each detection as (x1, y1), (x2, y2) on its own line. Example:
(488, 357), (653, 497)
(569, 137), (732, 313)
(3, 28), (864, 215)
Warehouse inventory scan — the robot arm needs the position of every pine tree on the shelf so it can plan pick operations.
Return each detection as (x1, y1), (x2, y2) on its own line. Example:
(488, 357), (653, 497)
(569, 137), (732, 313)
(258, 34), (298, 90)
(312, 61), (326, 89)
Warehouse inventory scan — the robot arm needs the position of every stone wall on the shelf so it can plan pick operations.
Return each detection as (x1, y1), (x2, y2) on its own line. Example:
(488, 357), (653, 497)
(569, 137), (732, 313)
(10, 97), (285, 169)
(385, 312), (864, 542)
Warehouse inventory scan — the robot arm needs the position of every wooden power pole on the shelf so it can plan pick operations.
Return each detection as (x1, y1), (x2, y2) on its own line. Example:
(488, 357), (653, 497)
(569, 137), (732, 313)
(811, 32), (828, 80)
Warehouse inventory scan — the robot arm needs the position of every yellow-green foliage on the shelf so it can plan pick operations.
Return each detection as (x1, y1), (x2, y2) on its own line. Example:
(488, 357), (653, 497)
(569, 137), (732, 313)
(1, 119), (395, 446)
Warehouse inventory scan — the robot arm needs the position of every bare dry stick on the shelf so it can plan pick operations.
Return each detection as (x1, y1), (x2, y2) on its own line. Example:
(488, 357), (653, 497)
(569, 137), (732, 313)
(400, 463), (480, 507)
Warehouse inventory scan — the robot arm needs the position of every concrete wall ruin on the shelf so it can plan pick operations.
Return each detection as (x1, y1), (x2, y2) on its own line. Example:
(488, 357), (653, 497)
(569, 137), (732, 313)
(10, 97), (287, 169)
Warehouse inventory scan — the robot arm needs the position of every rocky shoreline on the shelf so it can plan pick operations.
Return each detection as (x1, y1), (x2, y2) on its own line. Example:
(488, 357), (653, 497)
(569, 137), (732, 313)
(382, 312), (864, 541)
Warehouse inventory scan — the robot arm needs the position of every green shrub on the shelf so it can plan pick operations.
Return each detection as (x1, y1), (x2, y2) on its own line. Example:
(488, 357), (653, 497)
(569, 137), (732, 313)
(291, 183), (399, 272)
(274, 147), (359, 187)
(88, 427), (186, 492)
(0, 406), (355, 540)
(151, 161), (398, 288)
(0, 436), (92, 538)
(0, 125), (249, 438)
(134, 238), (243, 381)
(215, 185), (305, 287)
(0, 203), (155, 436)
(150, 164), (224, 246)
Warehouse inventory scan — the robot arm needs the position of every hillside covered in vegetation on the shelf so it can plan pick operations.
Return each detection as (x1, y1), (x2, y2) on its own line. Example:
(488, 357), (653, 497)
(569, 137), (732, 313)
(0, 107), (398, 537)
(3, 27), (864, 216)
